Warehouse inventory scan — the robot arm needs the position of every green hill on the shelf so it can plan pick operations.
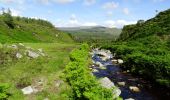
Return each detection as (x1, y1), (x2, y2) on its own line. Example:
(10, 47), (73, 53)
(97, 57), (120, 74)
(0, 12), (73, 43)
(59, 26), (121, 43)
(119, 9), (170, 41)
(102, 9), (170, 87)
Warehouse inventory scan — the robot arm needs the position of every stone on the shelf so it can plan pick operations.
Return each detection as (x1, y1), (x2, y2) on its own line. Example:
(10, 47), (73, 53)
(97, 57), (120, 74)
(112, 59), (118, 64)
(117, 82), (125, 86)
(99, 77), (121, 98)
(99, 66), (106, 70)
(18, 43), (24, 47)
(38, 48), (43, 52)
(44, 98), (49, 100)
(16, 53), (23, 59)
(27, 50), (39, 58)
(112, 88), (121, 98)
(21, 86), (34, 95)
(95, 61), (103, 67)
(99, 77), (115, 89)
(11, 44), (17, 49)
(55, 80), (64, 87)
(129, 86), (140, 92)
(118, 59), (123, 64)
(101, 56), (108, 61)
(125, 98), (135, 100)
(127, 70), (130, 73)
(92, 69), (99, 73)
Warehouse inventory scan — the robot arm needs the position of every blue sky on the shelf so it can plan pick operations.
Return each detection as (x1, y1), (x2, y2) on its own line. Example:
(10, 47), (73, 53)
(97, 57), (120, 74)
(0, 0), (170, 28)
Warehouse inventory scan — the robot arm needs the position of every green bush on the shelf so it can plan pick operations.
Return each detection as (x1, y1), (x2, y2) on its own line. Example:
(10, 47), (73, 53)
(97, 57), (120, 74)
(64, 43), (114, 100)
(0, 83), (10, 99)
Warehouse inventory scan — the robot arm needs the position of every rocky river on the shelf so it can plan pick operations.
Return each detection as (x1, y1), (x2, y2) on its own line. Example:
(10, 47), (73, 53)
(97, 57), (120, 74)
(90, 49), (170, 100)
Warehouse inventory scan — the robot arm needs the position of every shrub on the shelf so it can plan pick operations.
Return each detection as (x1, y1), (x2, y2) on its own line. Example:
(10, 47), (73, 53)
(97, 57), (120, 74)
(0, 83), (10, 99)
(64, 43), (114, 100)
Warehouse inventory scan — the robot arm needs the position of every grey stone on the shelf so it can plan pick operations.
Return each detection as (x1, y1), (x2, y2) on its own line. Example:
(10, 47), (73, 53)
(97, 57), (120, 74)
(129, 86), (140, 92)
(16, 53), (23, 59)
(99, 77), (115, 89)
(117, 82), (125, 86)
(92, 69), (99, 73)
(11, 44), (17, 49)
(18, 43), (24, 47)
(27, 50), (39, 58)
(118, 59), (123, 64)
(21, 86), (34, 95)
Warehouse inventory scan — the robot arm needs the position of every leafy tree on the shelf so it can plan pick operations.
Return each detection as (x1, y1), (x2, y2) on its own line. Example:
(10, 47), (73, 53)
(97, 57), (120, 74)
(2, 8), (14, 28)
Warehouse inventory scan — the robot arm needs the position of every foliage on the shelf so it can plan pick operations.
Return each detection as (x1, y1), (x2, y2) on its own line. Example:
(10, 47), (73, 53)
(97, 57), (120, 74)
(2, 9), (14, 28)
(102, 9), (170, 88)
(0, 8), (73, 43)
(0, 43), (77, 99)
(64, 43), (114, 100)
(60, 26), (121, 44)
(0, 83), (10, 99)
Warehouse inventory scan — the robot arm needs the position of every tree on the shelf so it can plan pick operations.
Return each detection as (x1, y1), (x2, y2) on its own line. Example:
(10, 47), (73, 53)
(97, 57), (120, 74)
(2, 8), (14, 28)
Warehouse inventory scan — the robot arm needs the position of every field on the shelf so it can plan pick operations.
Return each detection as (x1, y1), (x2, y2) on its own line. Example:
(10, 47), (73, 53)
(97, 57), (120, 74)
(0, 43), (78, 100)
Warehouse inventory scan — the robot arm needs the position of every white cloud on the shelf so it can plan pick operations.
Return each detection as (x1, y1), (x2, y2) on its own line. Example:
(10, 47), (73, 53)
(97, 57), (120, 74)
(0, 0), (25, 4)
(0, 8), (21, 16)
(53, 0), (75, 4)
(123, 8), (129, 15)
(84, 0), (96, 5)
(55, 14), (98, 27)
(104, 20), (137, 28)
(83, 22), (98, 26)
(103, 1), (119, 10)
(11, 9), (21, 16)
(37, 0), (75, 4)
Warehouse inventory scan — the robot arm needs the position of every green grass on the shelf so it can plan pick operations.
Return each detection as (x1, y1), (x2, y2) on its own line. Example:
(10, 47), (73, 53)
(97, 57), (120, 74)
(0, 43), (78, 100)
(0, 15), (74, 43)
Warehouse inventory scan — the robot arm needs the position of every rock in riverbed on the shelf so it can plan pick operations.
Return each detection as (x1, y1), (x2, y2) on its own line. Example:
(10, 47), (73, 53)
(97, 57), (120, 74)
(118, 59), (123, 64)
(99, 77), (115, 88)
(129, 86), (140, 92)
(99, 77), (121, 98)
(117, 82), (125, 86)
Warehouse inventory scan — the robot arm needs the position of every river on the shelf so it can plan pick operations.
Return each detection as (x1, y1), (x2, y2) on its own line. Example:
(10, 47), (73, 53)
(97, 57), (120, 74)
(91, 49), (170, 100)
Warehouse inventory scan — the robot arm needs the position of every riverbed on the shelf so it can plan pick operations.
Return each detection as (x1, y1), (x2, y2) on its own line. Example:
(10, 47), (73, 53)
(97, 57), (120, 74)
(91, 49), (170, 100)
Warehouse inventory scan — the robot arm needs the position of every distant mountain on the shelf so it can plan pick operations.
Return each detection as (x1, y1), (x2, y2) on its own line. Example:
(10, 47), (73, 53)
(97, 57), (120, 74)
(59, 26), (122, 43)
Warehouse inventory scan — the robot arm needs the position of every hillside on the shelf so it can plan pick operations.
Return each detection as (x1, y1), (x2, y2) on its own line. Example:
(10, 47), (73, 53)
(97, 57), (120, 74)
(102, 9), (170, 88)
(119, 9), (170, 41)
(59, 26), (121, 43)
(0, 13), (73, 43)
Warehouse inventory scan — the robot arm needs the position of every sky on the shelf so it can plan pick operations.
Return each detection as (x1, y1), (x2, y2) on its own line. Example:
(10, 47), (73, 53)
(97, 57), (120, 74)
(0, 0), (170, 28)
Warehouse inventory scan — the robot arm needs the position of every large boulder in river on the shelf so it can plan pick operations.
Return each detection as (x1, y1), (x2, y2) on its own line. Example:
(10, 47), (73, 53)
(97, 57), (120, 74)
(99, 77), (115, 89)
(99, 77), (121, 98)
(118, 59), (123, 64)
(129, 86), (140, 92)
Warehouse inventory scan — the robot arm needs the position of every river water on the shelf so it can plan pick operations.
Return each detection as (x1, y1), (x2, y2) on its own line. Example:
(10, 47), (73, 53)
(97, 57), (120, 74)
(91, 53), (170, 100)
